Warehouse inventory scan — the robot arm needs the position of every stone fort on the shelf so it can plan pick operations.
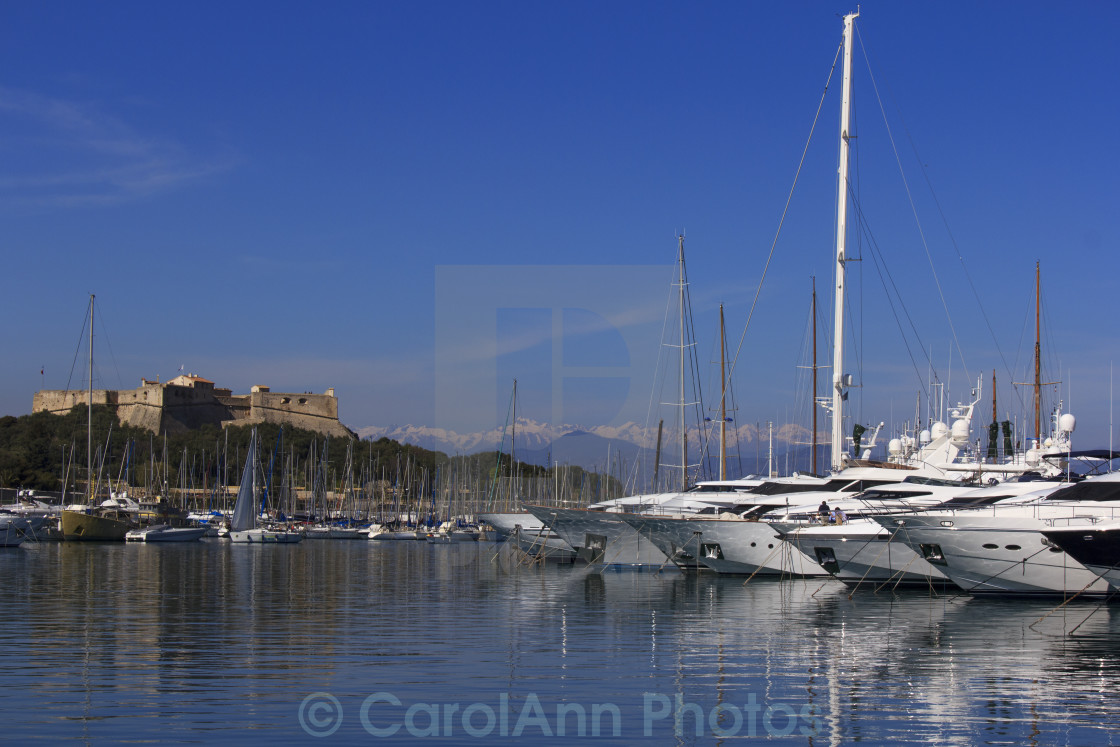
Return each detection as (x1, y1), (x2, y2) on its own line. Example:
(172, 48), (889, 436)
(32, 374), (356, 439)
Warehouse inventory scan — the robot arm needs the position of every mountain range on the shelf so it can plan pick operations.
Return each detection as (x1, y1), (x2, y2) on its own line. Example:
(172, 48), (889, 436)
(357, 418), (826, 477)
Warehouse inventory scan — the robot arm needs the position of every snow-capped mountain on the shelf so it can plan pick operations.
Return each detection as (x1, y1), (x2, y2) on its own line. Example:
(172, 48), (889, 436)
(356, 418), (820, 453)
(356, 418), (822, 469)
(357, 418), (559, 455)
(356, 418), (645, 455)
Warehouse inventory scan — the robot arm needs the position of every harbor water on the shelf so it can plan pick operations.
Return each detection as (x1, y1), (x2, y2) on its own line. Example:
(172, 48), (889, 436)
(2, 540), (1118, 744)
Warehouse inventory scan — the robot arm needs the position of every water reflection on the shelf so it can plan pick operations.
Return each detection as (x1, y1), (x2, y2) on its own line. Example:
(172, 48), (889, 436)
(0, 541), (1116, 743)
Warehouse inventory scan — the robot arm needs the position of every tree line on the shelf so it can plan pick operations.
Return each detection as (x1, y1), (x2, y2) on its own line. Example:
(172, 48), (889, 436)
(0, 406), (618, 500)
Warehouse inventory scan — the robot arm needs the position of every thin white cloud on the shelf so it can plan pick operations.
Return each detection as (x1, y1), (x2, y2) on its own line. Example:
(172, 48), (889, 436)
(0, 86), (238, 207)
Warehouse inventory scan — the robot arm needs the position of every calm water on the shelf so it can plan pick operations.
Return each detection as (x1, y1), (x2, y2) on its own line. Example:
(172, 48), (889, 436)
(1, 540), (1118, 745)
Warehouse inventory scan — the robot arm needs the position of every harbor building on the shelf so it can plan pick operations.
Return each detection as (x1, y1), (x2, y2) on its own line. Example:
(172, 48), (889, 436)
(32, 374), (355, 439)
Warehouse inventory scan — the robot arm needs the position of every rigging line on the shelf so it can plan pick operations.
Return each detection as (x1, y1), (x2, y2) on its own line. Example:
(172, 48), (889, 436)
(847, 184), (932, 390)
(94, 300), (125, 391)
(725, 40), (844, 399)
(634, 263), (679, 493)
(863, 33), (1017, 391)
(65, 296), (93, 394)
(1010, 288), (1031, 414)
(681, 261), (711, 476)
(855, 26), (972, 384)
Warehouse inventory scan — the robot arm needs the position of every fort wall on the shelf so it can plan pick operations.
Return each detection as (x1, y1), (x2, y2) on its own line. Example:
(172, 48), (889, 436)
(32, 377), (354, 439)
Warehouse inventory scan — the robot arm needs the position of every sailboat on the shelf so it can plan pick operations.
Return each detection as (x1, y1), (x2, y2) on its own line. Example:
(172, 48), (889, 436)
(227, 430), (302, 544)
(60, 295), (136, 541)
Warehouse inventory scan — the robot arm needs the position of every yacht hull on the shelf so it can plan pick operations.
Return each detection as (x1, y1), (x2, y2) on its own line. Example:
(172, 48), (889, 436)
(783, 520), (952, 587)
(524, 505), (669, 568)
(61, 510), (131, 542)
(885, 518), (1110, 596)
(125, 525), (207, 542)
(625, 515), (827, 576)
(478, 512), (577, 561)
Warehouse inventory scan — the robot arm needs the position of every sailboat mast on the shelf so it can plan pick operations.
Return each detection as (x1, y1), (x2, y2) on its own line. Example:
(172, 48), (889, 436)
(677, 234), (687, 491)
(1033, 260), (1041, 444)
(830, 11), (858, 471)
(88, 294), (94, 501)
(719, 304), (727, 481)
(811, 277), (818, 474)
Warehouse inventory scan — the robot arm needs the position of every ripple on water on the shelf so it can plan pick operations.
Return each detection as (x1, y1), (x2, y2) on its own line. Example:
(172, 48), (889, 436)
(1, 541), (1118, 743)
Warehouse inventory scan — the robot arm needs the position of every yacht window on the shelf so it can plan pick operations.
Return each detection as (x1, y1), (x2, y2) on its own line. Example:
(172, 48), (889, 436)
(900, 476), (972, 487)
(941, 494), (1017, 508)
(859, 490), (933, 501)
(1045, 481), (1120, 503)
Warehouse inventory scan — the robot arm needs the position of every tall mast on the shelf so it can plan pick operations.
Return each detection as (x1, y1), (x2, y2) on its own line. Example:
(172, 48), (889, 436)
(678, 234), (687, 490)
(830, 10), (859, 471)
(88, 294), (94, 502)
(1033, 261), (1041, 443)
(811, 277), (818, 475)
(510, 379), (517, 509)
(719, 304), (727, 481)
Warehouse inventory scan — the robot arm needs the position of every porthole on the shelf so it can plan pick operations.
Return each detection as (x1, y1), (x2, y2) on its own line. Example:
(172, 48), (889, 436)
(1005, 544), (1021, 551)
(982, 543), (998, 549)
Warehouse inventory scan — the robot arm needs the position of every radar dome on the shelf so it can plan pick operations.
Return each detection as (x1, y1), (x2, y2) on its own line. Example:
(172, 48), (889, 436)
(1059, 413), (1076, 433)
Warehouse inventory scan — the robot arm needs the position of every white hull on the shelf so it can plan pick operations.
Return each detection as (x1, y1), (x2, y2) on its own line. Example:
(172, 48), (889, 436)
(478, 512), (577, 561)
(368, 528), (426, 541)
(624, 514), (827, 576)
(305, 526), (364, 540)
(882, 512), (1115, 596)
(229, 529), (303, 544)
(783, 520), (951, 587)
(524, 505), (669, 567)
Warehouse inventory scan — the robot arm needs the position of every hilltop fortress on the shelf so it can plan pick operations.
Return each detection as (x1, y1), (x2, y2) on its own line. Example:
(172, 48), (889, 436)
(32, 374), (356, 439)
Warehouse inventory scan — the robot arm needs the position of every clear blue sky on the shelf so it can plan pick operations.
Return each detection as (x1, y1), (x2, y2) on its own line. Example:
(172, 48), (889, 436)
(2, 1), (1117, 449)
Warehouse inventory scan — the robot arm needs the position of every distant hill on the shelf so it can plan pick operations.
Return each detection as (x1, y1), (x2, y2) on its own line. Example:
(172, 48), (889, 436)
(512, 429), (641, 471)
(357, 418), (839, 480)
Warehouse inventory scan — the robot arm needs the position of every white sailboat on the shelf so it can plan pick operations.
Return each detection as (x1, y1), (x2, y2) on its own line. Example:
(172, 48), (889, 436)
(227, 430), (302, 544)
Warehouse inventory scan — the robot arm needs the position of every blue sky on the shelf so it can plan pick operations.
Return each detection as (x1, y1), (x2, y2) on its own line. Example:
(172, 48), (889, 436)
(2, 1), (1118, 450)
